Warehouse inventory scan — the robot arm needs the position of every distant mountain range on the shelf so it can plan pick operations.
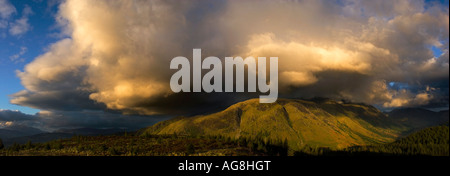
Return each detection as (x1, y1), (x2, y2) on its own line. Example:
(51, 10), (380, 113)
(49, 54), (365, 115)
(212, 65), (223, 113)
(141, 98), (448, 150)
(55, 128), (129, 136)
(388, 108), (448, 129)
(1, 127), (127, 147)
(0, 125), (44, 140)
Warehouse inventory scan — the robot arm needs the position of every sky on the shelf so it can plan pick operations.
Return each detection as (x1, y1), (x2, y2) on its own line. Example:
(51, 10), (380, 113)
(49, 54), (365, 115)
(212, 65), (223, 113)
(0, 0), (449, 132)
(0, 0), (60, 115)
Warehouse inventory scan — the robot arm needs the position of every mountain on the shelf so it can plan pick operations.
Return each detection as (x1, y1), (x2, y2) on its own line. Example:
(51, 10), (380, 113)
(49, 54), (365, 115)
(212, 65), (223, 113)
(55, 127), (128, 136)
(388, 108), (449, 129)
(2, 133), (74, 147)
(141, 98), (408, 150)
(0, 125), (44, 140)
(1, 128), (128, 147)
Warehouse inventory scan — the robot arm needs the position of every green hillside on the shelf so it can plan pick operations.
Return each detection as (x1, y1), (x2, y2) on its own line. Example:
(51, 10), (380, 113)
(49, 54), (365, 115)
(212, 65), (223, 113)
(141, 98), (408, 150)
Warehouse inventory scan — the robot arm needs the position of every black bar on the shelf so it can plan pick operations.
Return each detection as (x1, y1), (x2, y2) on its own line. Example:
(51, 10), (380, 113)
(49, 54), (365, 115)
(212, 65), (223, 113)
(0, 156), (448, 175)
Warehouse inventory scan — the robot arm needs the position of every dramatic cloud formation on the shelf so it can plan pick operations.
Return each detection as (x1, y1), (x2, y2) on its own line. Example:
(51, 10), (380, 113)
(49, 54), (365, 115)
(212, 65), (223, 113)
(11, 0), (449, 117)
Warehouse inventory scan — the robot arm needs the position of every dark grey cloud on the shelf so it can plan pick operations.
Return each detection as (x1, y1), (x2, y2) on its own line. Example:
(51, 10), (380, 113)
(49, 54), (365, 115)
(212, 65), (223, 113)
(0, 109), (35, 121)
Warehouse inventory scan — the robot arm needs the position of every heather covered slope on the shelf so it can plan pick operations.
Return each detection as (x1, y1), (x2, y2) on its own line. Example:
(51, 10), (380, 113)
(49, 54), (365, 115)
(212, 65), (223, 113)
(141, 99), (407, 150)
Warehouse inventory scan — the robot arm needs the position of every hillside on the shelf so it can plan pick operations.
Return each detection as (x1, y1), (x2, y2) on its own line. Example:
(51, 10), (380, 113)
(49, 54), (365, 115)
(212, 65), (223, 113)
(318, 125), (449, 156)
(141, 98), (408, 150)
(393, 125), (449, 146)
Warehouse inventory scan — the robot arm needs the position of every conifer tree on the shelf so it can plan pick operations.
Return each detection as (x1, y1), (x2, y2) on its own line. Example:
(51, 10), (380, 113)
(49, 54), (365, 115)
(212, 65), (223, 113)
(0, 138), (4, 150)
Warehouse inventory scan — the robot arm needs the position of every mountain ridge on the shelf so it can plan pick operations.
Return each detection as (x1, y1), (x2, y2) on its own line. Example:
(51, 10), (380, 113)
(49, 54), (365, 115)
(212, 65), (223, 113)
(0, 125), (44, 140)
(1, 127), (128, 147)
(388, 108), (449, 129)
(141, 98), (411, 150)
